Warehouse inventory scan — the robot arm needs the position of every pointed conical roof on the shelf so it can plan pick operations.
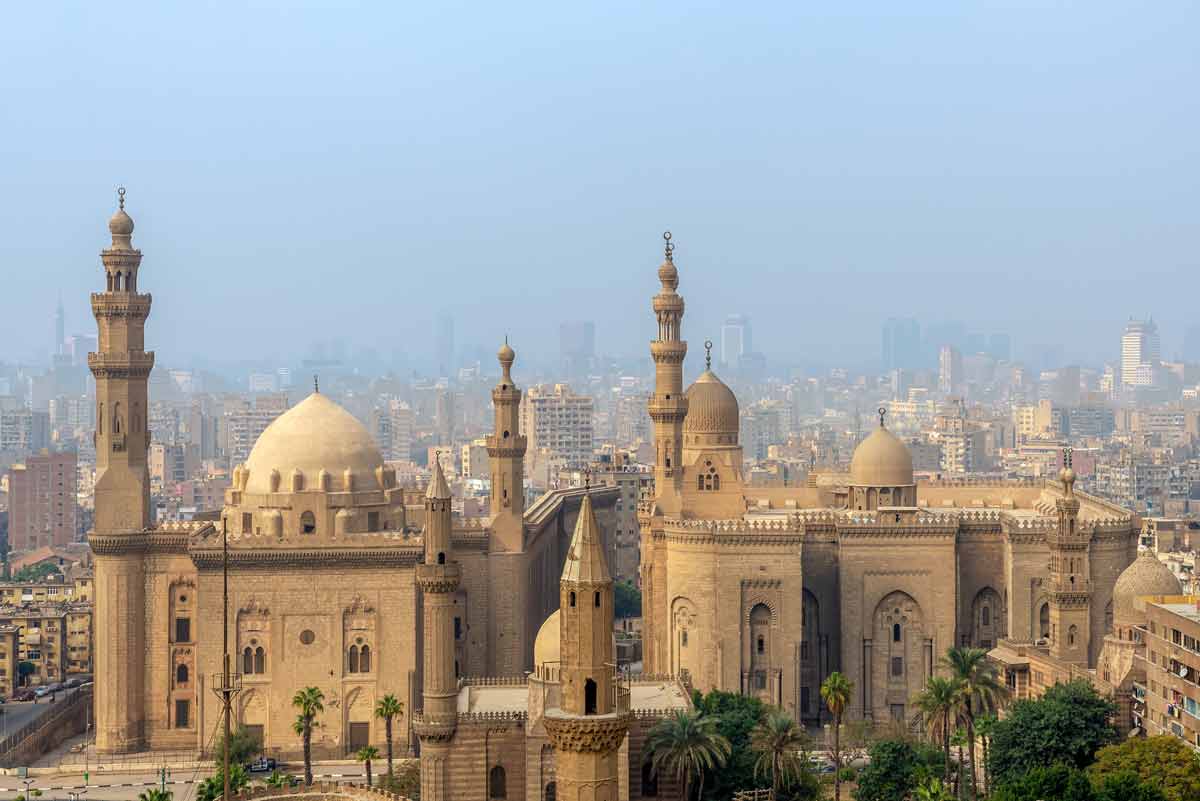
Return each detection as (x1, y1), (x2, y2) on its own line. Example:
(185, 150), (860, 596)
(561, 493), (610, 584)
(426, 456), (451, 500)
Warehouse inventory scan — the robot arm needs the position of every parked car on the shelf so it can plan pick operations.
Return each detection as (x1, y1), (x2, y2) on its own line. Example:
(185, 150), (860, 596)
(34, 686), (52, 698)
(11, 689), (36, 702)
(246, 757), (277, 773)
(64, 678), (84, 689)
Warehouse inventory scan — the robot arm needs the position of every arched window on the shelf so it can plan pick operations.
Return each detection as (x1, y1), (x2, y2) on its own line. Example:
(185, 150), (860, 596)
(176, 664), (188, 684)
(757, 635), (764, 654)
(113, 402), (122, 434)
(697, 474), (705, 491)
(982, 606), (990, 626)
(585, 678), (597, 715)
(301, 511), (316, 535)
(544, 782), (556, 801)
(569, 592), (576, 607)
(713, 474), (720, 490)
(254, 646), (265, 674)
(893, 623), (901, 642)
(348, 645), (360, 673)
(489, 766), (507, 800)
(437, 552), (446, 565)
(1039, 603), (1050, 639)
(360, 645), (371, 673)
(594, 591), (601, 608)
(1068, 625), (1077, 647)
(242, 647), (253, 674)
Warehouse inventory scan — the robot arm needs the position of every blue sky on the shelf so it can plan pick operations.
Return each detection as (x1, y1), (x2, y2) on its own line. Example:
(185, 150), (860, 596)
(2, 1), (1197, 369)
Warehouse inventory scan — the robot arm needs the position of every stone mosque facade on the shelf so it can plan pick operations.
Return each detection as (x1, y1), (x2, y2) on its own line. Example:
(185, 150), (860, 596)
(638, 236), (1140, 724)
(87, 195), (629, 761)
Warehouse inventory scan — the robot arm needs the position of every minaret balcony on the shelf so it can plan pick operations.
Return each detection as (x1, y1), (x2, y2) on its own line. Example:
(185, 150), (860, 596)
(88, 351), (155, 378)
(416, 562), (462, 593)
(543, 706), (633, 753)
(412, 711), (457, 742)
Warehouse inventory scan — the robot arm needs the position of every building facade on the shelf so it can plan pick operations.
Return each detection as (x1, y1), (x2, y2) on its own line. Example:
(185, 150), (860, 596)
(7, 451), (78, 552)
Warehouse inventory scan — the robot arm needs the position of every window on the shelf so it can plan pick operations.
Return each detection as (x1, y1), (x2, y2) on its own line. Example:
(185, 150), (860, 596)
(569, 592), (576, 608)
(891, 657), (904, 677)
(437, 552), (445, 565)
(454, 617), (463, 641)
(242, 512), (252, 532)
(681, 630), (688, 648)
(801, 686), (810, 713)
(300, 629), (315, 645)
(367, 511), (379, 532)
(489, 766), (507, 800)
(176, 664), (188, 684)
(349, 645), (360, 673)
(544, 783), (556, 801)
(360, 644), (370, 672)
(893, 623), (901, 642)
(585, 678), (598, 715)
(1068, 625), (1077, 647)
(1039, 603), (1050, 639)
(594, 591), (600, 608)
(754, 671), (766, 690)
(757, 636), (765, 655)
(254, 646), (265, 673)
(982, 606), (990, 626)
(175, 699), (190, 728)
(243, 647), (254, 674)
(301, 511), (316, 535)
(175, 618), (191, 643)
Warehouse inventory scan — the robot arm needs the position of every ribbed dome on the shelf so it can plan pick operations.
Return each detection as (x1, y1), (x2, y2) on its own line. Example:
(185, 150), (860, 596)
(683, 371), (739, 436)
(849, 425), (914, 487)
(1113, 552), (1181, 626)
(534, 610), (560, 667)
(243, 393), (384, 495)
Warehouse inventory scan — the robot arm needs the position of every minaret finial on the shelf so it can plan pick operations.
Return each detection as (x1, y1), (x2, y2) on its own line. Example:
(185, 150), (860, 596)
(704, 339), (712, 371)
(878, 406), (887, 427)
(663, 230), (675, 263)
(584, 467), (591, 492)
(117, 186), (126, 211)
(313, 374), (319, 394)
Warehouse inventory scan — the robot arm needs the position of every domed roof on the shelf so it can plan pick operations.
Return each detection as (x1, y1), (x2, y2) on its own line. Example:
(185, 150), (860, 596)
(243, 393), (384, 495)
(534, 610), (560, 667)
(108, 187), (134, 238)
(1113, 552), (1181, 626)
(683, 371), (739, 436)
(849, 424), (914, 487)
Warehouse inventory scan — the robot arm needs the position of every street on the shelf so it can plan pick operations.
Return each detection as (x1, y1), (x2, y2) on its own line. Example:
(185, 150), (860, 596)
(1, 697), (67, 741)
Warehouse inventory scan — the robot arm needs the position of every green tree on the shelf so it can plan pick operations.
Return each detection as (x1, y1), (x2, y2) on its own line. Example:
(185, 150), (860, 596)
(264, 770), (293, 788)
(196, 764), (249, 801)
(645, 709), (731, 801)
(137, 790), (173, 801)
(912, 776), (954, 801)
(379, 760), (420, 799)
(990, 763), (1096, 801)
(853, 738), (945, 801)
(214, 724), (261, 765)
(750, 710), (810, 797)
(1088, 736), (1200, 801)
(690, 689), (768, 800)
(12, 563), (64, 583)
(1094, 772), (1168, 801)
(821, 671), (853, 801)
(614, 580), (642, 619)
(356, 745), (380, 787)
(987, 680), (1118, 786)
(940, 646), (1009, 800)
(375, 694), (404, 779)
(291, 686), (325, 786)
(914, 676), (964, 784)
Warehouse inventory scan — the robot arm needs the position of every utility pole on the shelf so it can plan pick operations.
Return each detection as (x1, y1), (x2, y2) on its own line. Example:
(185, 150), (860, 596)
(211, 518), (241, 800)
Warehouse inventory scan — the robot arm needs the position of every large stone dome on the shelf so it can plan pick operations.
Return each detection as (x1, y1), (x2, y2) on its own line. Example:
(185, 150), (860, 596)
(243, 393), (385, 495)
(849, 425), (914, 487)
(1113, 552), (1181, 626)
(683, 371), (739, 437)
(534, 609), (560, 667)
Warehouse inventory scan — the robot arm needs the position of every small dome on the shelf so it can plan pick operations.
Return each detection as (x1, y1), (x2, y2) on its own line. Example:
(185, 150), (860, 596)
(1113, 552), (1181, 626)
(850, 425), (914, 487)
(108, 208), (134, 237)
(534, 610), (560, 667)
(243, 393), (384, 495)
(683, 371), (739, 437)
(498, 341), (515, 362)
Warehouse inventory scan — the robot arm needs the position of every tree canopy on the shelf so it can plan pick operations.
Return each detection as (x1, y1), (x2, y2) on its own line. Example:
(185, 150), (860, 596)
(614, 580), (642, 619)
(987, 680), (1118, 785)
(853, 738), (945, 801)
(1089, 736), (1200, 801)
(687, 690), (763, 801)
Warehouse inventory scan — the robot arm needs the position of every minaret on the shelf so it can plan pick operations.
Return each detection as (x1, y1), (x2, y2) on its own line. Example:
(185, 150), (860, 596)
(487, 340), (527, 551)
(543, 488), (630, 801)
(648, 232), (688, 514)
(413, 457), (459, 801)
(1047, 448), (1091, 665)
(89, 188), (154, 753)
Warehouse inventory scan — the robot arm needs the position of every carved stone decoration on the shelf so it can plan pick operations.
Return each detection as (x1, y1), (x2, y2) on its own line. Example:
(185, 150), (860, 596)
(542, 710), (632, 753)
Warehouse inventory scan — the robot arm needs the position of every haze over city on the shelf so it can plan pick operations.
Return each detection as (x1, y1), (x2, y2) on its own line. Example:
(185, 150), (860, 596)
(3, 2), (1198, 370)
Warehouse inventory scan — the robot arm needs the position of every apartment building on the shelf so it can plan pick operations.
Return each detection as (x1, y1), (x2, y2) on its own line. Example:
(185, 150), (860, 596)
(521, 383), (594, 469)
(7, 450), (78, 552)
(1136, 596), (1200, 748)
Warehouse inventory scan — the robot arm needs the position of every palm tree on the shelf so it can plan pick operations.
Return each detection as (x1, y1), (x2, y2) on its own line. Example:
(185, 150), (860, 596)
(940, 647), (1009, 801)
(974, 713), (997, 797)
(356, 746), (380, 787)
(645, 709), (731, 801)
(820, 671), (853, 801)
(137, 790), (173, 801)
(950, 727), (968, 800)
(750, 711), (809, 797)
(914, 676), (965, 783)
(291, 686), (325, 786)
(913, 776), (954, 801)
(374, 694), (404, 779)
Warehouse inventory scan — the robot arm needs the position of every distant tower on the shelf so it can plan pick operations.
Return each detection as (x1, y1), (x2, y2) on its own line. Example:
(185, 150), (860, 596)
(543, 490), (630, 801)
(89, 188), (155, 753)
(435, 311), (455, 378)
(487, 341), (527, 550)
(648, 232), (688, 513)
(54, 293), (65, 356)
(413, 458), (459, 801)
(1047, 449), (1091, 665)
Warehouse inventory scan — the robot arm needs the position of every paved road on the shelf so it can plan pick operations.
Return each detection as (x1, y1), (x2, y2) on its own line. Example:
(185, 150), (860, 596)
(0, 697), (64, 740)
(0, 766), (370, 801)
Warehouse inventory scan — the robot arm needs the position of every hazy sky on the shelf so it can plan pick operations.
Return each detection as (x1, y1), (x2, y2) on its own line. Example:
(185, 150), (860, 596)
(2, 2), (1197, 370)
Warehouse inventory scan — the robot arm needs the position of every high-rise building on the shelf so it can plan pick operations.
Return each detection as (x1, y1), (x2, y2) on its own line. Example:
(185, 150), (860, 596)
(223, 394), (288, 465)
(7, 450), (78, 552)
(521, 384), (595, 469)
(1122, 318), (1161, 388)
(721, 314), (751, 367)
(559, 321), (595, 378)
(882, 317), (921, 372)
(435, 311), (455, 378)
(370, 399), (413, 462)
(938, 345), (963, 396)
(54, 295), (65, 357)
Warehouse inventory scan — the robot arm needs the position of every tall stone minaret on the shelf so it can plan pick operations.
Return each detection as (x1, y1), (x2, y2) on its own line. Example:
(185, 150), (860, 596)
(487, 340), (527, 551)
(544, 490), (630, 801)
(648, 232), (688, 515)
(89, 188), (154, 753)
(1048, 448), (1091, 665)
(413, 457), (459, 801)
